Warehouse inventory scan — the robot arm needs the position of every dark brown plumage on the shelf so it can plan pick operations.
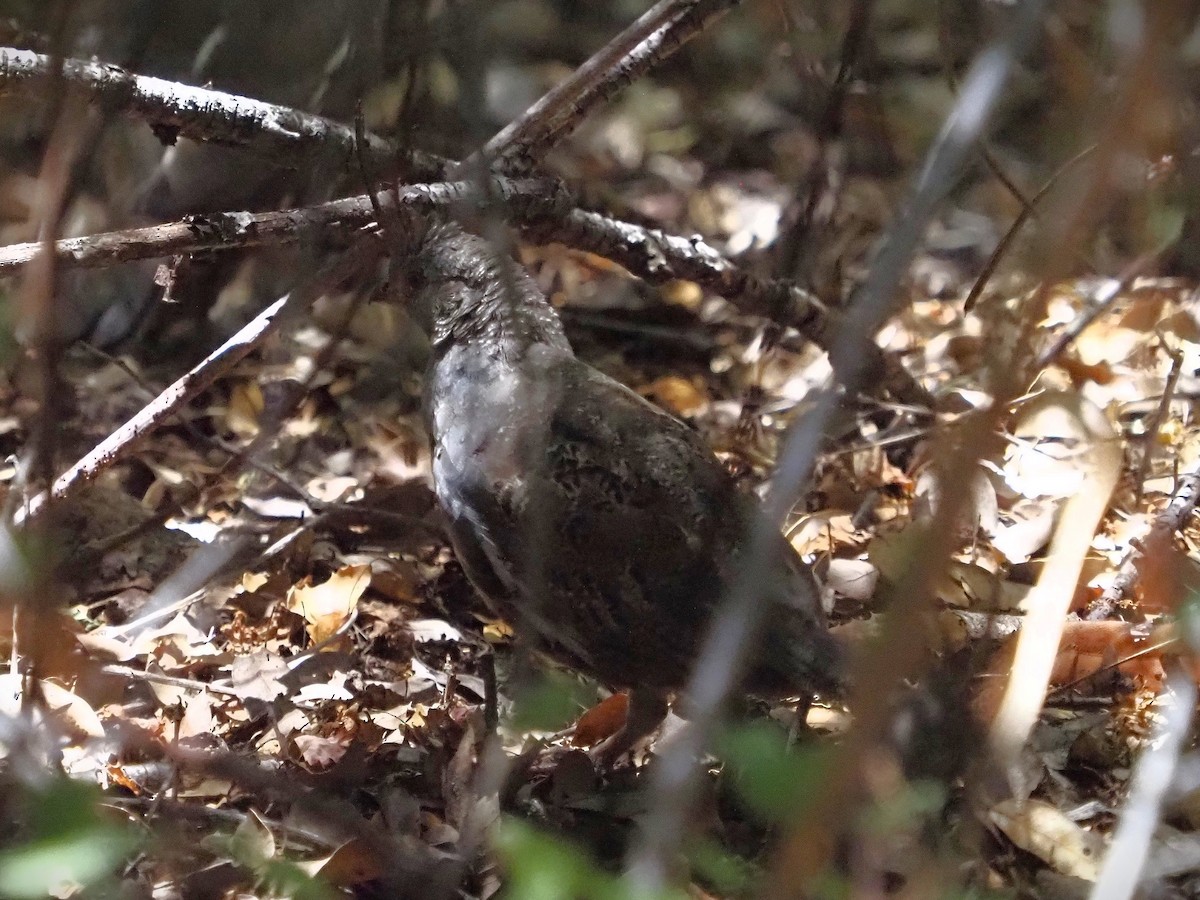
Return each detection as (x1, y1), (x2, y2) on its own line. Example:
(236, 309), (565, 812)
(418, 222), (843, 735)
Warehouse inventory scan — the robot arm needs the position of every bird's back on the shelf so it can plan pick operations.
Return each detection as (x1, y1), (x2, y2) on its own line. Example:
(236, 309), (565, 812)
(420, 222), (842, 696)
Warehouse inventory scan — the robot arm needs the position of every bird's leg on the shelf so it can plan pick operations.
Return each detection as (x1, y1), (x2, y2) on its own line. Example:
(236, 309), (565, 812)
(588, 688), (669, 767)
(479, 646), (499, 735)
(786, 693), (815, 748)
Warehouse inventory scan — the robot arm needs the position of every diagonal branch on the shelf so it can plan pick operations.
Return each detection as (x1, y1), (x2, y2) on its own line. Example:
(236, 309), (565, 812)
(1085, 458), (1200, 621)
(15, 240), (382, 523)
(0, 180), (928, 405)
(0, 46), (446, 181)
(470, 0), (740, 169)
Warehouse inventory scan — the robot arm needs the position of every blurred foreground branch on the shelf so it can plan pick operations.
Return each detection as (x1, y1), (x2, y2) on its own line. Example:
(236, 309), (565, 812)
(626, 0), (1047, 892)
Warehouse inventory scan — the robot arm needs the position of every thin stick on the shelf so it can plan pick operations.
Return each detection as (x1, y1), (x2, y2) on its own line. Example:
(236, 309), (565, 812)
(777, 0), (875, 278)
(15, 240), (380, 523)
(100, 663), (241, 697)
(1134, 346), (1185, 508)
(525, 209), (931, 406)
(1086, 454), (1200, 621)
(962, 144), (1098, 312)
(1035, 252), (1156, 370)
(473, 0), (739, 168)
(0, 179), (927, 405)
(0, 42), (927, 404)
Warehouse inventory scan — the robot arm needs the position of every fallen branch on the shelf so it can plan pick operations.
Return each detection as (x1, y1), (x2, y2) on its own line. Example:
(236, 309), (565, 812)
(526, 209), (930, 404)
(0, 46), (446, 181)
(0, 183), (928, 405)
(472, 0), (739, 169)
(16, 239), (382, 522)
(1085, 459), (1200, 621)
(531, 208), (826, 332)
(0, 176), (569, 274)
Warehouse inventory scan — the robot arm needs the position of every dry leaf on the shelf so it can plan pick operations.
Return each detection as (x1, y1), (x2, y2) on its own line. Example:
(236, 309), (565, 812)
(989, 799), (1103, 881)
(178, 692), (215, 739)
(0, 673), (105, 742)
(370, 559), (422, 605)
(287, 564), (371, 646)
(973, 620), (1165, 721)
(408, 618), (464, 643)
(824, 558), (879, 603)
(130, 612), (221, 659)
(76, 631), (138, 662)
(296, 838), (384, 886)
(230, 808), (275, 864)
(991, 500), (1059, 564)
(242, 571), (270, 592)
(229, 651), (288, 701)
(294, 732), (351, 769)
(639, 375), (707, 416)
(225, 380), (264, 437)
(789, 511), (862, 558)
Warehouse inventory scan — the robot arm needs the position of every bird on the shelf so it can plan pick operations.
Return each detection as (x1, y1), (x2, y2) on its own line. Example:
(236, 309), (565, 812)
(416, 221), (844, 757)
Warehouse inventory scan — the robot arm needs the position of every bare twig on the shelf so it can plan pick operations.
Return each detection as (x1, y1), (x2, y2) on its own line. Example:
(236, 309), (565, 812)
(18, 64), (79, 498)
(99, 663), (241, 697)
(1134, 346), (1185, 507)
(1035, 253), (1156, 370)
(962, 144), (1098, 312)
(0, 39), (930, 406)
(531, 208), (826, 331)
(0, 176), (570, 274)
(471, 0), (739, 169)
(0, 46), (446, 181)
(777, 0), (876, 279)
(0, 175), (929, 404)
(523, 208), (931, 405)
(15, 239), (382, 523)
(1085, 456), (1200, 621)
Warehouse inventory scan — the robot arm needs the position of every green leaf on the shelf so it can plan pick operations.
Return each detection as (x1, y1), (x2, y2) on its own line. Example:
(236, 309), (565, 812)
(718, 722), (828, 824)
(494, 818), (598, 900)
(686, 838), (759, 896)
(494, 818), (688, 900)
(863, 779), (946, 835)
(1179, 577), (1200, 652)
(260, 857), (337, 900)
(508, 671), (594, 733)
(0, 780), (139, 899)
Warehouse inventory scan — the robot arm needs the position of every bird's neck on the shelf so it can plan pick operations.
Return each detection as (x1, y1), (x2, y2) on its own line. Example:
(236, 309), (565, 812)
(420, 223), (571, 357)
(431, 286), (568, 356)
